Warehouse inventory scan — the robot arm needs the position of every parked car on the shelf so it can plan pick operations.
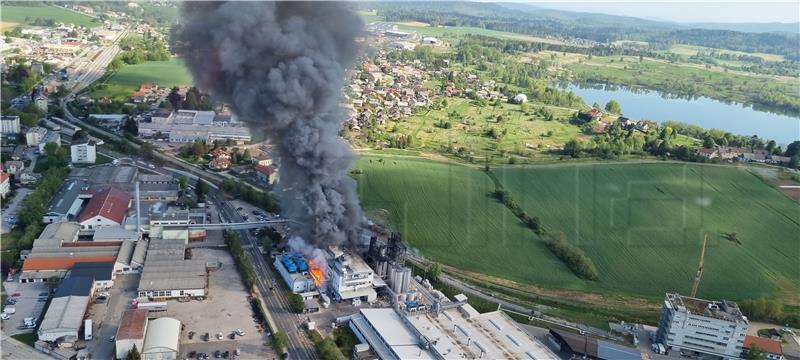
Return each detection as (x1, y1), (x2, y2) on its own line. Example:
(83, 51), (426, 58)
(0, 313), (10, 320)
(38, 292), (48, 297)
(5, 299), (17, 305)
(188, 331), (195, 339)
(235, 328), (245, 336)
(216, 332), (223, 340)
(228, 332), (236, 340)
(214, 350), (221, 358)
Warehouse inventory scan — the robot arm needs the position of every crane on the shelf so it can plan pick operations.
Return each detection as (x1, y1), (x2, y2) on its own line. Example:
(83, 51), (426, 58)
(690, 234), (708, 298)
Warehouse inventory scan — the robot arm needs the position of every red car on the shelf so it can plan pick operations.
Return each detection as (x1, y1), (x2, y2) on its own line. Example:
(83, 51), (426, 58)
(11, 292), (20, 297)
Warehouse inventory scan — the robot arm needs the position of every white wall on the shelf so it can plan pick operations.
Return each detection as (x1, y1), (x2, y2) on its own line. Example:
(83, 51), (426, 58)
(115, 338), (144, 360)
(80, 216), (122, 232)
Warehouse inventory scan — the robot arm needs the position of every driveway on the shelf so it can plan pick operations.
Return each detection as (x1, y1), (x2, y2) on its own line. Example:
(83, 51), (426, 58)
(1, 188), (31, 234)
(84, 274), (139, 358)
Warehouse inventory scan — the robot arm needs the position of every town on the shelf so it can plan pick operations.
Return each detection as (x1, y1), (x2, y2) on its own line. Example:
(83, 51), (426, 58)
(1, 2), (799, 360)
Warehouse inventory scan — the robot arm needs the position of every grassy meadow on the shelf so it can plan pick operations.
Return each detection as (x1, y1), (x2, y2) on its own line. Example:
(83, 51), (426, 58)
(354, 156), (800, 303)
(395, 23), (568, 45)
(0, 5), (97, 28)
(87, 58), (192, 100)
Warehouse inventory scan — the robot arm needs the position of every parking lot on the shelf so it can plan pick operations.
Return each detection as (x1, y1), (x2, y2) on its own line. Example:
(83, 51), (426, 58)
(1, 188), (31, 234)
(171, 248), (273, 359)
(1, 280), (49, 336)
(85, 274), (140, 359)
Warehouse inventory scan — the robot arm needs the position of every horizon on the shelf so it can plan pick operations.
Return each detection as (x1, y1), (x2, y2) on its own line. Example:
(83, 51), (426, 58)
(506, 1), (800, 24)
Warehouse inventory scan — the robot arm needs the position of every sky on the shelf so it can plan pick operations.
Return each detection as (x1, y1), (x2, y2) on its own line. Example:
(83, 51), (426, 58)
(526, 2), (800, 23)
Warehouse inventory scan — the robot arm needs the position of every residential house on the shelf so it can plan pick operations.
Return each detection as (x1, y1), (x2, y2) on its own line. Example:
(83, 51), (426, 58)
(743, 335), (783, 360)
(70, 139), (97, 164)
(208, 157), (231, 170)
(0, 171), (10, 199)
(696, 147), (717, 159)
(254, 164), (278, 185)
(4, 160), (25, 175)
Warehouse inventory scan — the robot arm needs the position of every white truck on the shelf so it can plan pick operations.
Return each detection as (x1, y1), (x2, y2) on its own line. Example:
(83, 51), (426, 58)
(85, 319), (92, 340)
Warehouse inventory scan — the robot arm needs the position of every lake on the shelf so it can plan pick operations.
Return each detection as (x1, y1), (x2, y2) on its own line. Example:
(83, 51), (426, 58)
(562, 83), (800, 144)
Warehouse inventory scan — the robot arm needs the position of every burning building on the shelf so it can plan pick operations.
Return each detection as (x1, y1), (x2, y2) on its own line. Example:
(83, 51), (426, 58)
(274, 253), (317, 293)
(326, 247), (383, 303)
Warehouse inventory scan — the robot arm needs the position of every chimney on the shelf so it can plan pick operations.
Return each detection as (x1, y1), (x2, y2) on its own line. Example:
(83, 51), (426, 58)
(135, 181), (141, 231)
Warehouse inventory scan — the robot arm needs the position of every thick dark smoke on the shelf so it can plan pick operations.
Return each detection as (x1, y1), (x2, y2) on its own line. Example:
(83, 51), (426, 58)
(173, 2), (364, 247)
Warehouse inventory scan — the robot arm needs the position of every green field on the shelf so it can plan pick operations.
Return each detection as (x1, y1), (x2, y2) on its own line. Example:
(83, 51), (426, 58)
(354, 157), (800, 303)
(668, 44), (785, 63)
(87, 58), (192, 99)
(396, 23), (568, 45)
(0, 5), (97, 28)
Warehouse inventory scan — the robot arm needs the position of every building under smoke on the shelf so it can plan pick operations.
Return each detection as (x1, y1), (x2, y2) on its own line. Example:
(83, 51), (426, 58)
(174, 1), (366, 251)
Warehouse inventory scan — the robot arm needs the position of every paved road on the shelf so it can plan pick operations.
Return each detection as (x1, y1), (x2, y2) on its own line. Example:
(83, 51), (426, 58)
(209, 191), (318, 360)
(0, 335), (49, 360)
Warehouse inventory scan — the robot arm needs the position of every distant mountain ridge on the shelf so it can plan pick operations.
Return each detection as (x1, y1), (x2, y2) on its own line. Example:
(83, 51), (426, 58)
(678, 22), (799, 34)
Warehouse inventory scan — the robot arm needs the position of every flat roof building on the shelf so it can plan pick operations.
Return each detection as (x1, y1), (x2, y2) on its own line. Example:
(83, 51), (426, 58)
(70, 261), (115, 290)
(137, 239), (206, 299)
(548, 328), (643, 360)
(350, 308), (436, 360)
(656, 293), (749, 360)
(43, 180), (88, 224)
(38, 276), (93, 343)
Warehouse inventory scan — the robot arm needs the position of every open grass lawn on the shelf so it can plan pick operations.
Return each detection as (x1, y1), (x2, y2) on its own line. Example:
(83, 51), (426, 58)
(354, 157), (800, 303)
(357, 10), (384, 24)
(87, 58), (192, 100)
(351, 98), (583, 162)
(668, 44), (785, 63)
(1, 231), (19, 251)
(0, 5), (97, 28)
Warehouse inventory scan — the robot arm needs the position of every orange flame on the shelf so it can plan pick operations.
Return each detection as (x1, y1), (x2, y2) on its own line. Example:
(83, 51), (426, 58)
(308, 259), (325, 287)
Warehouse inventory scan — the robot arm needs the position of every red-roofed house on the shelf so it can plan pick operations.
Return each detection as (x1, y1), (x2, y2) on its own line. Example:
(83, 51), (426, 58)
(744, 335), (783, 360)
(79, 188), (131, 232)
(254, 164), (278, 185)
(696, 147), (717, 159)
(208, 157), (231, 170)
(0, 171), (10, 199)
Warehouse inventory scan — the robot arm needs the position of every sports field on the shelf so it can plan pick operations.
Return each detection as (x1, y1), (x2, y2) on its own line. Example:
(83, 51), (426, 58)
(87, 58), (192, 100)
(0, 5), (97, 28)
(354, 156), (800, 303)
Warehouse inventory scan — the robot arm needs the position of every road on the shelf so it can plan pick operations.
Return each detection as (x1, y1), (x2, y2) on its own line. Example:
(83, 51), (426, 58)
(209, 191), (319, 360)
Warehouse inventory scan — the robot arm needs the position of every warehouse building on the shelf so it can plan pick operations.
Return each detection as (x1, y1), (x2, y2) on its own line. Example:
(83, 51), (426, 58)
(138, 174), (180, 201)
(115, 309), (149, 360)
(42, 180), (88, 224)
(94, 226), (141, 242)
(78, 187), (132, 234)
(69, 261), (115, 290)
(137, 239), (207, 300)
(548, 329), (643, 360)
(274, 253), (317, 293)
(656, 293), (749, 360)
(21, 244), (120, 283)
(38, 276), (93, 343)
(115, 240), (137, 274)
(141, 317), (181, 360)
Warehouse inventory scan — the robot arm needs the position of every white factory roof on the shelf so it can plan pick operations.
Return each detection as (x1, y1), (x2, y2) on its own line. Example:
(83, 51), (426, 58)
(38, 295), (89, 337)
(33, 222), (80, 249)
(406, 306), (560, 360)
(93, 226), (140, 242)
(142, 317), (180, 354)
(355, 308), (436, 360)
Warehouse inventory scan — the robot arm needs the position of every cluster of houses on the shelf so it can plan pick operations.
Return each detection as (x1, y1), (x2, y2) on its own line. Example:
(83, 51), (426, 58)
(696, 146), (791, 165)
(130, 82), (164, 104)
(345, 56), (434, 131)
(207, 147), (233, 171)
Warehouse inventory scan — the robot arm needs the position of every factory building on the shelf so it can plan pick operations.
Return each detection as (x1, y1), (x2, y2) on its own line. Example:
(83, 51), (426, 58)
(327, 247), (382, 303)
(138, 174), (180, 201)
(38, 276), (94, 343)
(115, 309), (148, 360)
(274, 253), (317, 293)
(656, 293), (749, 360)
(349, 302), (561, 360)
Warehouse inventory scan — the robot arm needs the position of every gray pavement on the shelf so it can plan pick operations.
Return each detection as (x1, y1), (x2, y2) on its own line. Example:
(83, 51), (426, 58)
(1, 188), (31, 234)
(1, 281), (49, 336)
(0, 334), (50, 360)
(85, 274), (140, 359)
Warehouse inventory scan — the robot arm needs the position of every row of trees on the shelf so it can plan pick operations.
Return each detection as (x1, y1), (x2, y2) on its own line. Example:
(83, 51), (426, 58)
(2, 166), (70, 269)
(167, 86), (213, 111)
(738, 298), (800, 328)
(223, 230), (257, 290)
(220, 179), (279, 213)
(543, 232), (599, 281)
(492, 189), (543, 234)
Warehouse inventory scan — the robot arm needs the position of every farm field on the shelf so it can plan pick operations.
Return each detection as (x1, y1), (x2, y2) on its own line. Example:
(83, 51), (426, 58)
(87, 58), (192, 100)
(0, 5), (97, 28)
(353, 156), (578, 286)
(668, 44), (785, 63)
(354, 156), (800, 303)
(395, 23), (569, 45)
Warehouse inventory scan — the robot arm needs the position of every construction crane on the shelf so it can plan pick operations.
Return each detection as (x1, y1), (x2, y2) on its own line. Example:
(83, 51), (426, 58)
(690, 234), (709, 298)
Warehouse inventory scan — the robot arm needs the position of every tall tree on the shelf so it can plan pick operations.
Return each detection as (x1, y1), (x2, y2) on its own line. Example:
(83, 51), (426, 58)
(605, 100), (621, 114)
(167, 86), (182, 110)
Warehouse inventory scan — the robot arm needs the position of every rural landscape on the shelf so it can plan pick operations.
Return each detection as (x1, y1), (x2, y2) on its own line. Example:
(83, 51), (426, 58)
(1, 2), (798, 360)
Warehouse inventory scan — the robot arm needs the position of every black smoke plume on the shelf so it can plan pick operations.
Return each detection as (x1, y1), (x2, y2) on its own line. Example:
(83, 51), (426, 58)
(173, 2), (364, 247)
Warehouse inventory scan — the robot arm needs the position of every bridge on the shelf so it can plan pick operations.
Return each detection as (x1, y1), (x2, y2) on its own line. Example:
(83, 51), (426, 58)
(187, 219), (299, 230)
